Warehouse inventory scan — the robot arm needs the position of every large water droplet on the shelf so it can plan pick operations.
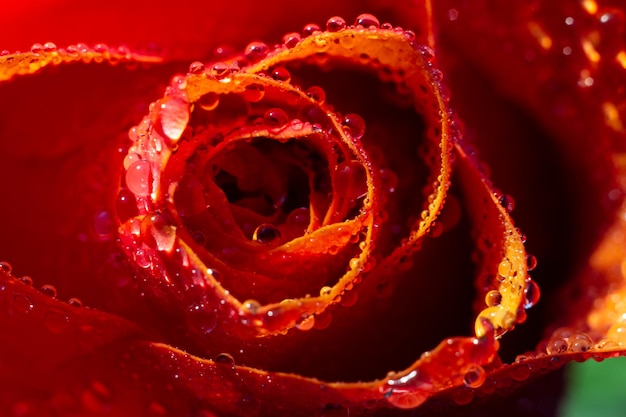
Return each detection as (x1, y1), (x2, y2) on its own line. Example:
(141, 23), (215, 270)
(159, 96), (189, 141)
(126, 160), (151, 197)
(245, 42), (269, 62)
(463, 364), (486, 388)
(282, 32), (301, 48)
(271, 66), (291, 82)
(0, 261), (12, 275)
(355, 14), (380, 28)
(263, 108), (289, 128)
(198, 92), (220, 111)
(40, 284), (57, 298)
(342, 113), (366, 140)
(326, 16), (347, 32)
(186, 303), (217, 334)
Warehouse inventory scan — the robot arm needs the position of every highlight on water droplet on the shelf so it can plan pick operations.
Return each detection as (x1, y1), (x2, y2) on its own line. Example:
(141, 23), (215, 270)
(126, 160), (151, 197)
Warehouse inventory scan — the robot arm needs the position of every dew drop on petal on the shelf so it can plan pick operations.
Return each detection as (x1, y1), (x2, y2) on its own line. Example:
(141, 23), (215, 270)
(198, 92), (220, 111)
(188, 61), (205, 74)
(243, 299), (261, 314)
(546, 337), (568, 354)
(0, 261), (12, 275)
(245, 42), (269, 62)
(68, 297), (83, 308)
(326, 16), (347, 32)
(485, 290), (502, 306)
(355, 14), (380, 28)
(526, 254), (537, 271)
(215, 353), (235, 365)
(116, 188), (138, 222)
(40, 284), (57, 298)
(243, 83), (265, 102)
(306, 86), (326, 104)
(271, 66), (291, 82)
(283, 32), (301, 48)
(159, 96), (189, 141)
(342, 113), (366, 140)
(463, 364), (486, 388)
(302, 23), (321, 37)
(523, 279), (540, 309)
(263, 108), (289, 128)
(499, 194), (515, 213)
(185, 303), (217, 335)
(30, 43), (44, 54)
(19, 276), (33, 286)
(126, 160), (151, 197)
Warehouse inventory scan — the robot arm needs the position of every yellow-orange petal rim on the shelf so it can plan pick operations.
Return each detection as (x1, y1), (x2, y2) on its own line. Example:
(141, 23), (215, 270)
(0, 43), (162, 82)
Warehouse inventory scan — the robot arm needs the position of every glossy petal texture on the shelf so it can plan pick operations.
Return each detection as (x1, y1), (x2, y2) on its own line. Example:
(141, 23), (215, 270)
(1, 0), (626, 416)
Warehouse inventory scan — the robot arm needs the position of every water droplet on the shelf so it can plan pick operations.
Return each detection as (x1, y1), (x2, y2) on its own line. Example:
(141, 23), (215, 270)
(379, 168), (398, 193)
(485, 290), (502, 306)
(209, 62), (232, 79)
(497, 258), (512, 278)
(326, 16), (347, 32)
(263, 108), (289, 128)
(45, 309), (70, 333)
(30, 43), (44, 54)
(185, 303), (217, 334)
(116, 188), (138, 222)
(302, 23), (321, 37)
(0, 261), (12, 275)
(320, 286), (333, 296)
(499, 194), (515, 213)
(188, 61), (205, 74)
(215, 352), (235, 365)
(159, 96), (189, 141)
(243, 83), (265, 102)
(126, 160), (151, 197)
(243, 299), (261, 314)
(463, 364), (486, 388)
(19, 276), (32, 286)
(306, 86), (326, 104)
(416, 45), (435, 61)
(43, 42), (57, 52)
(526, 254), (537, 271)
(245, 42), (269, 62)
(198, 92), (220, 111)
(546, 337), (568, 354)
(569, 332), (592, 352)
(271, 66), (291, 82)
(68, 297), (83, 308)
(523, 279), (540, 309)
(283, 32), (301, 48)
(334, 160), (368, 202)
(355, 14), (380, 28)
(40, 284), (57, 298)
(296, 315), (315, 331)
(430, 68), (443, 82)
(342, 113), (366, 140)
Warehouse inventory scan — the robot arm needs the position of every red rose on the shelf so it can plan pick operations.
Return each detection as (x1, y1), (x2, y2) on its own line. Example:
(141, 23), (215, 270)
(1, 1), (625, 416)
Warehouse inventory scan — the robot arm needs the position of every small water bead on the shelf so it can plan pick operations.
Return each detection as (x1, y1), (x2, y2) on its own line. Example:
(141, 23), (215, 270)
(334, 160), (368, 202)
(430, 68), (443, 82)
(295, 315), (315, 331)
(526, 254), (537, 271)
(159, 96), (189, 141)
(463, 364), (486, 388)
(271, 66), (291, 82)
(283, 32), (301, 48)
(263, 108), (289, 128)
(416, 45), (435, 61)
(40, 284), (57, 298)
(126, 160), (151, 197)
(244, 42), (269, 62)
(306, 86), (326, 104)
(214, 352), (236, 367)
(485, 290), (502, 307)
(302, 23), (321, 37)
(342, 113), (366, 140)
(185, 303), (218, 334)
(0, 261), (12, 275)
(497, 258), (512, 278)
(198, 92), (220, 111)
(243, 83), (265, 102)
(326, 16), (347, 32)
(569, 332), (593, 352)
(523, 279), (540, 309)
(30, 43), (44, 54)
(546, 337), (569, 354)
(68, 297), (83, 308)
(499, 194), (515, 213)
(19, 276), (33, 286)
(253, 223), (281, 244)
(243, 299), (261, 315)
(355, 13), (380, 28)
(188, 61), (205, 74)
(116, 188), (138, 222)
(43, 42), (57, 53)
